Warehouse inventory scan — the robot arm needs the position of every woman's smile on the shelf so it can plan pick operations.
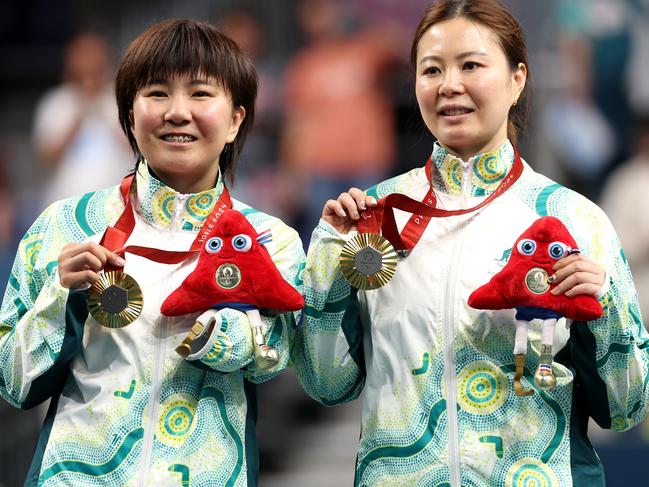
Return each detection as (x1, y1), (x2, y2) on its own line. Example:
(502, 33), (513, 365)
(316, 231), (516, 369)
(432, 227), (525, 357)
(159, 133), (198, 145)
(438, 104), (475, 122)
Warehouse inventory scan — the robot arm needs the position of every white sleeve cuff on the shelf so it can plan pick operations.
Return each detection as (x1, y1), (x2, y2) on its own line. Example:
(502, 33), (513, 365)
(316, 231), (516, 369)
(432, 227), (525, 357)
(594, 271), (611, 301)
(318, 218), (359, 241)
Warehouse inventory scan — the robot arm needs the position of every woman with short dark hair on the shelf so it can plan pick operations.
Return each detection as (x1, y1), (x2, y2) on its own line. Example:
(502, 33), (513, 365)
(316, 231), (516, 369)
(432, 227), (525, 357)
(0, 19), (303, 486)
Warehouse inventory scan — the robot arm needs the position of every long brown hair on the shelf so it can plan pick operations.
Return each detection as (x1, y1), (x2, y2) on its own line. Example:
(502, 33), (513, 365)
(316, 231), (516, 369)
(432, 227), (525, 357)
(411, 0), (529, 144)
(115, 19), (257, 185)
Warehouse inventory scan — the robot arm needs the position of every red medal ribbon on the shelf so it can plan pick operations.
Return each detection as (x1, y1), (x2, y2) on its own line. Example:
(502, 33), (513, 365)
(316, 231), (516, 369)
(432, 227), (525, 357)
(100, 173), (232, 271)
(358, 147), (524, 252)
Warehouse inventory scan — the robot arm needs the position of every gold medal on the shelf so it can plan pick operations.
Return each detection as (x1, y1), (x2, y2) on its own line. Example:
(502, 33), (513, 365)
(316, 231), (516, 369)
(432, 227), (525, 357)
(524, 267), (550, 295)
(340, 233), (398, 290)
(215, 263), (241, 289)
(88, 271), (143, 328)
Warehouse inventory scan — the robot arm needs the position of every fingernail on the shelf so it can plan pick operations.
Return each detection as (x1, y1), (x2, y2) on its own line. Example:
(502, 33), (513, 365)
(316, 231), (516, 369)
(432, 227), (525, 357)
(114, 256), (126, 267)
(551, 288), (559, 295)
(368, 197), (377, 205)
(565, 290), (573, 296)
(338, 209), (347, 217)
(359, 201), (367, 210)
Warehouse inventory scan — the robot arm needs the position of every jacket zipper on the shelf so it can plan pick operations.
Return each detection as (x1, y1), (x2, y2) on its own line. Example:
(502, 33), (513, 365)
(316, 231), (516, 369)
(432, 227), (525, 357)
(172, 194), (187, 231)
(444, 157), (473, 486)
(461, 158), (473, 201)
(137, 318), (168, 486)
(137, 194), (185, 485)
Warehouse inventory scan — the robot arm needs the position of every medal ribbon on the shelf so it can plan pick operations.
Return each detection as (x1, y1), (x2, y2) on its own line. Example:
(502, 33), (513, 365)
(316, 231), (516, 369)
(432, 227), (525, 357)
(358, 147), (524, 252)
(101, 173), (232, 272)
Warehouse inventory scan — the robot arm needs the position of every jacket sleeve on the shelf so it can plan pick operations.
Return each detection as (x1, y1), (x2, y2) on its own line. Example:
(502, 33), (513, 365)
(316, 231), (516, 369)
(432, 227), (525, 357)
(186, 221), (305, 384)
(568, 208), (649, 431)
(291, 221), (365, 406)
(0, 206), (84, 409)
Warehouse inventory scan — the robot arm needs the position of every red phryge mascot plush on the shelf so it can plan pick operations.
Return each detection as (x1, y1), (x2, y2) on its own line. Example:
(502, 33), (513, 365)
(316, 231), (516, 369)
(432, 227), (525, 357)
(468, 216), (602, 396)
(161, 209), (304, 369)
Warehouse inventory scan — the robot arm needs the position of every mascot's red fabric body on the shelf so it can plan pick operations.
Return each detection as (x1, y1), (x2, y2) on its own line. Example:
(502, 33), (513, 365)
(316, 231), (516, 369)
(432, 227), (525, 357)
(468, 216), (602, 321)
(161, 209), (303, 316)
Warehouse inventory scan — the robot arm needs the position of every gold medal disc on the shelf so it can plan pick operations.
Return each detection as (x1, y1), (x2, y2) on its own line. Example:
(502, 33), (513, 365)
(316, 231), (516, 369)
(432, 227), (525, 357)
(88, 271), (143, 328)
(340, 233), (398, 290)
(215, 263), (242, 290)
(524, 267), (551, 295)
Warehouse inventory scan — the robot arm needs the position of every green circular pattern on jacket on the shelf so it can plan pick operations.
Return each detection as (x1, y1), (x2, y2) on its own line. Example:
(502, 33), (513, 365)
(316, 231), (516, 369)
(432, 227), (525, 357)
(152, 189), (175, 223)
(202, 334), (233, 365)
(457, 361), (508, 415)
(21, 235), (43, 273)
(506, 458), (558, 486)
(474, 154), (505, 186)
(439, 157), (463, 193)
(158, 395), (197, 447)
(188, 193), (215, 218)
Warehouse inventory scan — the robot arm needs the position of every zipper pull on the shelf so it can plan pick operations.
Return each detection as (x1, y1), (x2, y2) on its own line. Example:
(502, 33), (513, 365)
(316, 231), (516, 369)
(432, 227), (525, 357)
(172, 194), (187, 230)
(461, 158), (472, 197)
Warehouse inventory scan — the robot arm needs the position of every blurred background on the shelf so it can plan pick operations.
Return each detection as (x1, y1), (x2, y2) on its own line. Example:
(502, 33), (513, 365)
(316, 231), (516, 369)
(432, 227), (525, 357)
(1, 0), (649, 485)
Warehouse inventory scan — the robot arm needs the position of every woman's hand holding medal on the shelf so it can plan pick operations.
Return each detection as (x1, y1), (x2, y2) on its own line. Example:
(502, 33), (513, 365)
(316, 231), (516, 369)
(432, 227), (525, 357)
(59, 241), (143, 328)
(323, 188), (398, 290)
(322, 187), (377, 234)
(58, 242), (126, 290)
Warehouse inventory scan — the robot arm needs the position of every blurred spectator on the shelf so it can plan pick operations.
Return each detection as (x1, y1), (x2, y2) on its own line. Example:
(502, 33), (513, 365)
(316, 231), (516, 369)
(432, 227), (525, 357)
(0, 149), (15, 285)
(216, 8), (290, 221)
(32, 32), (132, 208)
(626, 0), (649, 115)
(349, 0), (429, 29)
(600, 116), (649, 324)
(280, 0), (402, 242)
(544, 0), (642, 201)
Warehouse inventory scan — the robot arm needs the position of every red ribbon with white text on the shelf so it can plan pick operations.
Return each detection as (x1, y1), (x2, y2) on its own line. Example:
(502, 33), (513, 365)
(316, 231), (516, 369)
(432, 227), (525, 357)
(100, 173), (232, 271)
(358, 147), (524, 252)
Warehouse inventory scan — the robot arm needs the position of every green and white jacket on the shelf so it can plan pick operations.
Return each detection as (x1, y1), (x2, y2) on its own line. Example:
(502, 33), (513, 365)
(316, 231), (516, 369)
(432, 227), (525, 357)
(294, 140), (648, 486)
(0, 161), (304, 486)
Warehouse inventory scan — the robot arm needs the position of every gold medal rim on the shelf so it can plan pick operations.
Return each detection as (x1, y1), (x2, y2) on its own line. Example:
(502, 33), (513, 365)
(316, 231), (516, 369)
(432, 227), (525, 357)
(524, 266), (550, 295)
(88, 271), (143, 328)
(340, 233), (398, 290)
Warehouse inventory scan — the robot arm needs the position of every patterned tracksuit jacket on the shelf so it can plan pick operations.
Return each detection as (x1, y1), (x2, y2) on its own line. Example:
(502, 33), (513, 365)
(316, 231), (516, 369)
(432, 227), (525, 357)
(0, 161), (305, 486)
(293, 140), (649, 486)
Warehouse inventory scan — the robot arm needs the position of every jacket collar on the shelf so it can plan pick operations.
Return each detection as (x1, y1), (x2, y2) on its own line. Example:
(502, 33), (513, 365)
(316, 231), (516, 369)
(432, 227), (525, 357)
(133, 160), (226, 231)
(430, 140), (515, 197)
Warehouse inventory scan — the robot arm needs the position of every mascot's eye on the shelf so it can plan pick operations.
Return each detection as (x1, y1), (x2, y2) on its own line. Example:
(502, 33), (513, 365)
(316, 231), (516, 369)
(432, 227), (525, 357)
(232, 234), (252, 252)
(548, 242), (569, 259)
(516, 239), (536, 256)
(205, 237), (223, 254)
